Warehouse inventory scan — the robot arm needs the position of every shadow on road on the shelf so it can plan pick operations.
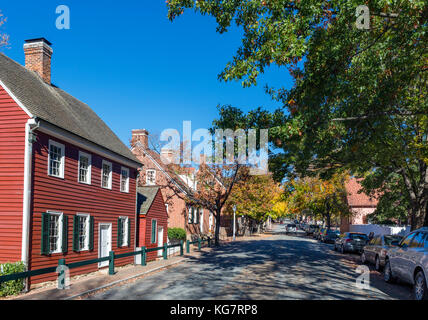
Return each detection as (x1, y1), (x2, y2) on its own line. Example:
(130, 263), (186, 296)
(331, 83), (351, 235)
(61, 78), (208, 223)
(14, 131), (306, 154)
(91, 233), (412, 300)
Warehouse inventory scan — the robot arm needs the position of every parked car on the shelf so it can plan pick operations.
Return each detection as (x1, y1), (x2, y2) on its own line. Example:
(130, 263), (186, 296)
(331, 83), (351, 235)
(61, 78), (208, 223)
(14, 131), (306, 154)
(361, 234), (402, 271)
(320, 229), (341, 243)
(305, 224), (319, 235)
(383, 227), (428, 300)
(285, 224), (297, 234)
(334, 232), (369, 254)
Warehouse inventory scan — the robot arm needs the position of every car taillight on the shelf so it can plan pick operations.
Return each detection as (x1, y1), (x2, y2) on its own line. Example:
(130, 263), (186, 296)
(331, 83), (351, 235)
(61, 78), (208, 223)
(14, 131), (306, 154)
(345, 239), (352, 243)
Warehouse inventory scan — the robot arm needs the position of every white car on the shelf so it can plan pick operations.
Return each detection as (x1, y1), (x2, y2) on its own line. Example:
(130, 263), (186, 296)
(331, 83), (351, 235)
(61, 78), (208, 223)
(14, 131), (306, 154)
(384, 227), (428, 300)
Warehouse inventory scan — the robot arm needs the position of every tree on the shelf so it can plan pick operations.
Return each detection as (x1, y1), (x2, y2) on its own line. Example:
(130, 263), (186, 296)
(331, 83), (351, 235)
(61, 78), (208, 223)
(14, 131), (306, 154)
(167, 1), (428, 230)
(284, 172), (351, 229)
(0, 10), (9, 49)
(165, 161), (249, 246)
(225, 173), (284, 234)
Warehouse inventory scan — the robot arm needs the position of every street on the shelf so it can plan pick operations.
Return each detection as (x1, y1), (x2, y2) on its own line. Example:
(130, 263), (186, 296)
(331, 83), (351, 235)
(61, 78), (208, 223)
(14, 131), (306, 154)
(87, 224), (413, 300)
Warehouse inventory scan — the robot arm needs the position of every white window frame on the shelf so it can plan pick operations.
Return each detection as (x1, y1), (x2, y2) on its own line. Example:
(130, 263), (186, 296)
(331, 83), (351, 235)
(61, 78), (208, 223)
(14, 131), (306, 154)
(47, 211), (63, 254)
(76, 213), (90, 251)
(119, 216), (129, 247)
(101, 160), (113, 190)
(120, 167), (130, 193)
(146, 169), (156, 185)
(48, 140), (65, 179)
(78, 151), (92, 185)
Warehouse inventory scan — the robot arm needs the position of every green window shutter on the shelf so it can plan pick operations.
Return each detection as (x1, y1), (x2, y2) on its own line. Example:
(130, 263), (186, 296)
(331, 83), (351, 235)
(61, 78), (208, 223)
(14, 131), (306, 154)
(191, 208), (194, 224)
(127, 218), (131, 247)
(151, 220), (157, 243)
(196, 209), (200, 224)
(62, 215), (68, 253)
(41, 212), (50, 255)
(117, 218), (123, 248)
(89, 216), (94, 251)
(73, 215), (79, 252)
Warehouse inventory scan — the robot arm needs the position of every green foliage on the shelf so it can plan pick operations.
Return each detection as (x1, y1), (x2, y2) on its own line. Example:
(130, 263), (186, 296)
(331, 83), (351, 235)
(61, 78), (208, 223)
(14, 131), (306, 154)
(168, 0), (428, 229)
(168, 227), (187, 241)
(0, 261), (26, 297)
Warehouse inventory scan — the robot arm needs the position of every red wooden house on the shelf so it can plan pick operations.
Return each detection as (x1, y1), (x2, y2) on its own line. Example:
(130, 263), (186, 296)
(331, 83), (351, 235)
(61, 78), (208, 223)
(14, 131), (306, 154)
(137, 186), (168, 262)
(0, 38), (141, 287)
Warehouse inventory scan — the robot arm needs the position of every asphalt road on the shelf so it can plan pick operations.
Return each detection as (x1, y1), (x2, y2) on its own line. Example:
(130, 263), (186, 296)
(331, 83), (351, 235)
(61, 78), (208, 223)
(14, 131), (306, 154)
(87, 224), (413, 300)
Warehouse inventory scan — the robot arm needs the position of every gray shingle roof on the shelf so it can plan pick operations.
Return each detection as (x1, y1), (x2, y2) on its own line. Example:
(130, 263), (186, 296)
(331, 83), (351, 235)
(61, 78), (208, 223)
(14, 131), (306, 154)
(0, 52), (139, 164)
(137, 186), (161, 215)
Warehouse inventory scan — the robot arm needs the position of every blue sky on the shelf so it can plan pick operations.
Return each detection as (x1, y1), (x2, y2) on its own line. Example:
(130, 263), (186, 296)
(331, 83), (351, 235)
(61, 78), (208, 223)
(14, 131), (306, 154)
(1, 1), (292, 147)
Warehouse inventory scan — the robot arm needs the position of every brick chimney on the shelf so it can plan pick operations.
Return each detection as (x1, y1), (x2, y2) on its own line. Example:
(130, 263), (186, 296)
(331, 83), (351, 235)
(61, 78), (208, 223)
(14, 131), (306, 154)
(23, 38), (53, 84)
(132, 129), (149, 149)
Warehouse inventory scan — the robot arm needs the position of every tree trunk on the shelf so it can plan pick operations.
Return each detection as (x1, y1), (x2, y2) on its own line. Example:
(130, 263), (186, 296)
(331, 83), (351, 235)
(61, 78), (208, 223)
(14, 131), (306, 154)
(214, 210), (221, 246)
(410, 198), (428, 230)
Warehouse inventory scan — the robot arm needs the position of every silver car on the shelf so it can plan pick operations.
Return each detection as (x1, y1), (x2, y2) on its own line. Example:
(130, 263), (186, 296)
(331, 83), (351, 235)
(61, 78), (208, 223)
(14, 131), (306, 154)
(383, 227), (428, 300)
(361, 234), (402, 271)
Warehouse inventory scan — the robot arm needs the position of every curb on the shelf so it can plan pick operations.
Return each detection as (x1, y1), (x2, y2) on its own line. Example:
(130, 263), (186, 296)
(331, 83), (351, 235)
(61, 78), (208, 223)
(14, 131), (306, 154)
(64, 258), (186, 300)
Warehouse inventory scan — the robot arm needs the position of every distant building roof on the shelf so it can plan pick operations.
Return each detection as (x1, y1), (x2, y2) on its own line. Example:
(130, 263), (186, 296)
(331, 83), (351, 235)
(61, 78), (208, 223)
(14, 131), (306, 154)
(345, 178), (378, 207)
(0, 53), (140, 165)
(137, 186), (161, 215)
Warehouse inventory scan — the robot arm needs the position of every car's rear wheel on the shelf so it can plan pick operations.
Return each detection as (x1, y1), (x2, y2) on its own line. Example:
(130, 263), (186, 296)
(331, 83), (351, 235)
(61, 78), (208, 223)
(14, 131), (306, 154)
(414, 271), (428, 301)
(384, 259), (395, 283)
(375, 255), (381, 271)
(361, 252), (367, 264)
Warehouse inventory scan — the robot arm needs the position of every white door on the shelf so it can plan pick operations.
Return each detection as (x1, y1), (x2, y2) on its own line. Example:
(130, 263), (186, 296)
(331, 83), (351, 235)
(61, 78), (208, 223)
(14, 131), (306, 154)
(200, 209), (204, 233)
(157, 226), (164, 257)
(99, 223), (112, 267)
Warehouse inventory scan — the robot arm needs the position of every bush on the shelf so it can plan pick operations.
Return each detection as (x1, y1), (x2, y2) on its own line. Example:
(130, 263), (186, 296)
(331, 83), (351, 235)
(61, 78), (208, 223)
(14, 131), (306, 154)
(168, 227), (187, 241)
(0, 261), (26, 297)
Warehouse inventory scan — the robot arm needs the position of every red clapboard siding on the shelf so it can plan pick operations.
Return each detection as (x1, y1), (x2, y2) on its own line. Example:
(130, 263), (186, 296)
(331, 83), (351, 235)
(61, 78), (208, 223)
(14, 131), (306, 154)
(29, 131), (138, 285)
(0, 86), (29, 263)
(139, 190), (168, 262)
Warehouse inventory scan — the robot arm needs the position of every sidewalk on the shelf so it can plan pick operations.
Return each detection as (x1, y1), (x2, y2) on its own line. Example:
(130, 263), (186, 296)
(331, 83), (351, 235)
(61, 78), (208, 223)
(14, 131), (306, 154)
(7, 233), (271, 300)
(12, 248), (209, 300)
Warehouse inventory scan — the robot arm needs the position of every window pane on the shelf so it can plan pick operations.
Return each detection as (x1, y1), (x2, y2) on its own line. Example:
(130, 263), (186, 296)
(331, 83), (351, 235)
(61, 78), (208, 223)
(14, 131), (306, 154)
(401, 233), (415, 247)
(121, 169), (129, 192)
(410, 232), (424, 248)
(49, 215), (60, 252)
(49, 145), (62, 177)
(78, 216), (88, 250)
(79, 155), (89, 183)
(102, 163), (111, 188)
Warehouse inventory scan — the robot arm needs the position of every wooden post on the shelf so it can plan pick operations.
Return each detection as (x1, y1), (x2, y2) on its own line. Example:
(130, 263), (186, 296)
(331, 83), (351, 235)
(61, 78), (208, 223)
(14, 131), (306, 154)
(198, 238), (201, 251)
(180, 240), (184, 256)
(186, 240), (190, 253)
(141, 247), (146, 266)
(109, 251), (115, 275)
(163, 243), (168, 260)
